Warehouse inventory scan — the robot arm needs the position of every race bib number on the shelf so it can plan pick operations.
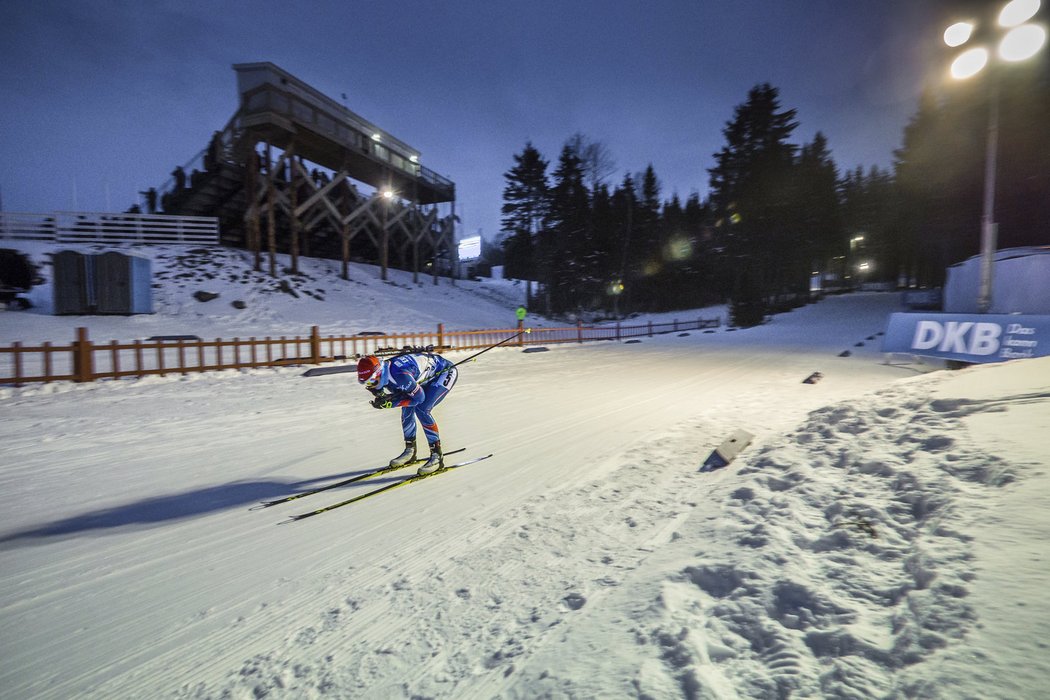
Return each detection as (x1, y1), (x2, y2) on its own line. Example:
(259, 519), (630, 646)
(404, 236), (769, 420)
(440, 370), (456, 388)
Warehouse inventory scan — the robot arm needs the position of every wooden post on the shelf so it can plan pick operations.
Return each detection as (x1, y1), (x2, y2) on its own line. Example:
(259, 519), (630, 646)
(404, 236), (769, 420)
(577, 320), (583, 344)
(288, 145), (300, 275)
(380, 188), (389, 281)
(412, 229), (420, 285)
(437, 323), (444, 349)
(341, 183), (350, 280)
(110, 340), (120, 377)
(73, 327), (93, 383)
(12, 342), (23, 386)
(310, 325), (321, 364)
(178, 340), (187, 375)
(445, 201), (455, 286)
(266, 143), (277, 277)
(411, 178), (420, 285)
(246, 142), (262, 272)
(42, 342), (52, 382)
(156, 340), (166, 377)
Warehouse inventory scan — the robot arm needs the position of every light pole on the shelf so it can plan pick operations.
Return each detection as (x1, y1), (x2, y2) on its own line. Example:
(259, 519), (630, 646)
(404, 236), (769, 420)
(943, 0), (1046, 313)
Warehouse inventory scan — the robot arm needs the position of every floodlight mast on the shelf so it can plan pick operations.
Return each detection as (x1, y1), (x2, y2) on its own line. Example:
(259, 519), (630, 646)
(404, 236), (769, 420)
(942, 0), (1046, 312)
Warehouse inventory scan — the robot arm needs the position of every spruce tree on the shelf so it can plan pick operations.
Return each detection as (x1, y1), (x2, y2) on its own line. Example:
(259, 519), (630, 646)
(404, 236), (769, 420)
(589, 183), (617, 313)
(610, 173), (638, 317)
(840, 165), (896, 287)
(796, 131), (842, 295)
(500, 142), (550, 300)
(633, 164), (662, 310)
(546, 145), (592, 315)
(708, 83), (799, 325)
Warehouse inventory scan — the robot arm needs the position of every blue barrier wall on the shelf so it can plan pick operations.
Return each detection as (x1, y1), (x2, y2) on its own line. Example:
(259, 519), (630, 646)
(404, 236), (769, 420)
(882, 313), (1050, 363)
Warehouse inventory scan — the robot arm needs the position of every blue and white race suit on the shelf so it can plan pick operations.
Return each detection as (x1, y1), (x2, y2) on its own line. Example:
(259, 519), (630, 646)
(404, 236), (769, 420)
(376, 353), (457, 445)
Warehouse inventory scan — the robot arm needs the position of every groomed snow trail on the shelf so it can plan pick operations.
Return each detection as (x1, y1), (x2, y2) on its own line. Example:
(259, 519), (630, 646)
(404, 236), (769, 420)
(5, 294), (1046, 698)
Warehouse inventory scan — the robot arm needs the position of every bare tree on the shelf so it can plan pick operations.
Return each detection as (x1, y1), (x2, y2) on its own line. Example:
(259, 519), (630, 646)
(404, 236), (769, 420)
(564, 132), (616, 191)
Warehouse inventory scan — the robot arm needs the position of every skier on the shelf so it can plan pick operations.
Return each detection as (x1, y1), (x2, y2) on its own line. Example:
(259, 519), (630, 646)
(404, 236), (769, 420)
(357, 350), (458, 475)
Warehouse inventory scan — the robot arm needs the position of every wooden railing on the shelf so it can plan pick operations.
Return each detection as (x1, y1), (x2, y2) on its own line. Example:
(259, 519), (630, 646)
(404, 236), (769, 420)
(0, 317), (721, 386)
(0, 211), (219, 245)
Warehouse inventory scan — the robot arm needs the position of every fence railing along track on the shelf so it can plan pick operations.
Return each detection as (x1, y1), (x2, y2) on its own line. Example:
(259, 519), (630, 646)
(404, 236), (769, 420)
(0, 317), (721, 387)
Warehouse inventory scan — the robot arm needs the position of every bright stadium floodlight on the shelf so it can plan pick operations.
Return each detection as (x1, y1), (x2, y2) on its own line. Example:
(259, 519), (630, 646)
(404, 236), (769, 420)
(944, 21), (975, 47)
(999, 23), (1047, 60)
(951, 47), (990, 78)
(999, 0), (1041, 27)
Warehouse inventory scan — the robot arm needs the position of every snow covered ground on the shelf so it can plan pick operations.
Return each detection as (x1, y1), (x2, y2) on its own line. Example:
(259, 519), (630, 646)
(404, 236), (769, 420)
(1, 242), (1048, 699)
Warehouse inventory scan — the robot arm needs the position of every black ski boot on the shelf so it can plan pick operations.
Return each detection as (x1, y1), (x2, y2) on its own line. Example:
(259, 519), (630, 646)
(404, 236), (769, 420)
(389, 439), (416, 468)
(417, 441), (444, 475)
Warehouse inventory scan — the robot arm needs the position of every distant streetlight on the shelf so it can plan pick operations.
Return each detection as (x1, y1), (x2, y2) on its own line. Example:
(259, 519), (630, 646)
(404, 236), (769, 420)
(944, 0), (1046, 313)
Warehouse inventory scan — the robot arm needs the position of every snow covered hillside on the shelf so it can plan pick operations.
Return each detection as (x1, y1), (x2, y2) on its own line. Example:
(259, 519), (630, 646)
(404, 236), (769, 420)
(2, 242), (535, 345)
(1, 242), (1048, 699)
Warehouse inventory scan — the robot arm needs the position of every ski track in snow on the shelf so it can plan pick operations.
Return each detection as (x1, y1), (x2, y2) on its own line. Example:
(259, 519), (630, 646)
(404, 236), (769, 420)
(161, 372), (1040, 700)
(4, 346), (1047, 699)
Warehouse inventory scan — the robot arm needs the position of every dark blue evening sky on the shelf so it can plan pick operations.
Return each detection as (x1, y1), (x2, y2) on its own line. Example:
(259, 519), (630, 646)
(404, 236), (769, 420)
(1, 1), (955, 242)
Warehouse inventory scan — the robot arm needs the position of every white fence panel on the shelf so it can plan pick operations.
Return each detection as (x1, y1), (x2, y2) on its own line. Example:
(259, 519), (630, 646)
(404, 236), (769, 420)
(0, 212), (57, 241)
(0, 211), (218, 245)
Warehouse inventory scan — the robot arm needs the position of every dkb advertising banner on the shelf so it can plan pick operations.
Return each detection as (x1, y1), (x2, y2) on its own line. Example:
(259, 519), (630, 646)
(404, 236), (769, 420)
(882, 313), (1050, 364)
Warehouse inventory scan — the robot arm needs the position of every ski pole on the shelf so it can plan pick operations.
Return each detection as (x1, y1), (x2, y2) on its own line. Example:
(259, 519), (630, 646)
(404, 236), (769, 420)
(419, 328), (532, 386)
(452, 327), (531, 368)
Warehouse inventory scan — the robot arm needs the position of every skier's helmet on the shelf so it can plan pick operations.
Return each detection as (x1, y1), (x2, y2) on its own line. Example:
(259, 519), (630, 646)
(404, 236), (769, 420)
(357, 355), (383, 388)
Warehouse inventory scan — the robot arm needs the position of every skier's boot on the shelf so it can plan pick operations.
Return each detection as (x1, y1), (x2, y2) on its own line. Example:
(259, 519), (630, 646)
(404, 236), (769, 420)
(417, 441), (444, 475)
(389, 439), (417, 468)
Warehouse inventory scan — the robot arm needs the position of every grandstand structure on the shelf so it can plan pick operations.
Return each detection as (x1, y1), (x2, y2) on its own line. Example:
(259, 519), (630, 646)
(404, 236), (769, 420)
(154, 62), (456, 282)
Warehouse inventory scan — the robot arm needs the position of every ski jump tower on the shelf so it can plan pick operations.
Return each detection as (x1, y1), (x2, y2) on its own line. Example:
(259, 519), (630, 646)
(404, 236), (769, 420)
(159, 62), (456, 282)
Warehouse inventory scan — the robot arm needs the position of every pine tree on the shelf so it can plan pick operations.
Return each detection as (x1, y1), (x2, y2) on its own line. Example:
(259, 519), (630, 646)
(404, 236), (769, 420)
(500, 142), (550, 298)
(839, 165), (896, 287)
(708, 83), (800, 325)
(682, 193), (720, 306)
(589, 183), (617, 313)
(893, 89), (981, 286)
(796, 131), (842, 293)
(610, 173), (638, 317)
(546, 145), (592, 315)
(633, 164), (662, 310)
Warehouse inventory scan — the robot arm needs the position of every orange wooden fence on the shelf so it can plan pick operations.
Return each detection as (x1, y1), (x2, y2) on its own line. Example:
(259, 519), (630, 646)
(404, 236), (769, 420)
(1, 317), (720, 386)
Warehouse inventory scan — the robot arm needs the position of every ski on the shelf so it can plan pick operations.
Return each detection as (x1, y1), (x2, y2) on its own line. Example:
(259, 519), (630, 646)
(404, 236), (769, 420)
(249, 448), (466, 510)
(277, 453), (494, 524)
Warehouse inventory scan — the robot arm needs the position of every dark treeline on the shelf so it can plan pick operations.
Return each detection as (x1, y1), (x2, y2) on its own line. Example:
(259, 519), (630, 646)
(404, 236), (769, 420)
(498, 66), (1049, 326)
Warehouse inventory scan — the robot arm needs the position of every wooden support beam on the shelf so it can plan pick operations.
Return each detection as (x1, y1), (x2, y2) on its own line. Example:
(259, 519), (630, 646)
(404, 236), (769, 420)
(265, 142), (277, 277)
(288, 143), (300, 274)
(294, 171), (348, 217)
